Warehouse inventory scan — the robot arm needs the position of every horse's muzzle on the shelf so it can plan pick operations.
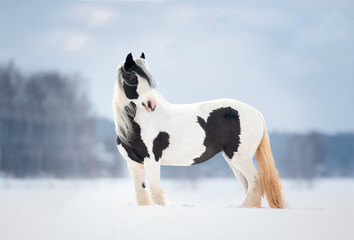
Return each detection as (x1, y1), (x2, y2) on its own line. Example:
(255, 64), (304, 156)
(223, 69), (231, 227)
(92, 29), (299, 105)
(142, 99), (156, 112)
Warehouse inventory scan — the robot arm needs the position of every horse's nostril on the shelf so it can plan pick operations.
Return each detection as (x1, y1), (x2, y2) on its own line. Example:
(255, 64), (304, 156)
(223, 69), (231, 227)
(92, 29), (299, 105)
(142, 102), (148, 110)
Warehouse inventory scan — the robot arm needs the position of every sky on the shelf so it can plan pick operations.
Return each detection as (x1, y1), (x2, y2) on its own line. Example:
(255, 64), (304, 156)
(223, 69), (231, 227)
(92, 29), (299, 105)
(0, 0), (353, 133)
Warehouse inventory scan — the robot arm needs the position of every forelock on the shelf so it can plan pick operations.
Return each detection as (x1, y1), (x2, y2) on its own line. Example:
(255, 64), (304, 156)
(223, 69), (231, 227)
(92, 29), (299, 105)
(134, 59), (155, 87)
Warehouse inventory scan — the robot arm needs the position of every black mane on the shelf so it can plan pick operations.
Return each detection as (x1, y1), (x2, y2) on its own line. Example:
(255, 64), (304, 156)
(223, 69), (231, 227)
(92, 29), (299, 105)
(121, 60), (153, 87)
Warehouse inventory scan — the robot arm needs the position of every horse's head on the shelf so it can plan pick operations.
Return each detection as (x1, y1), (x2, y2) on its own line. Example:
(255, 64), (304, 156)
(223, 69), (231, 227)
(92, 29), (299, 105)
(117, 52), (157, 113)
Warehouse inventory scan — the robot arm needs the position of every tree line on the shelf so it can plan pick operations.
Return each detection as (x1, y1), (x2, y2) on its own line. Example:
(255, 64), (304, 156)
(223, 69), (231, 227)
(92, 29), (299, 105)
(159, 132), (354, 180)
(0, 62), (123, 178)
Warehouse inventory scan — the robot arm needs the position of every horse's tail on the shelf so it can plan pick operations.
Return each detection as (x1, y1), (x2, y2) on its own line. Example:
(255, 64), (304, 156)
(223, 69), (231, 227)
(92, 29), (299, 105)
(256, 112), (284, 209)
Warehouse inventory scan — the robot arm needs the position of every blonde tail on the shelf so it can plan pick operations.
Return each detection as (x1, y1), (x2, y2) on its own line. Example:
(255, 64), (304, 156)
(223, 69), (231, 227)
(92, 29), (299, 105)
(256, 114), (284, 209)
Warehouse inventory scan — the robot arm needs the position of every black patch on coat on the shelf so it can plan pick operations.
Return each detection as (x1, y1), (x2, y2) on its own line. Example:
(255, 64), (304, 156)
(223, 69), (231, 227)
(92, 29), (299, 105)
(118, 102), (150, 164)
(116, 136), (121, 145)
(123, 82), (139, 99)
(121, 68), (139, 100)
(193, 107), (241, 165)
(152, 132), (170, 162)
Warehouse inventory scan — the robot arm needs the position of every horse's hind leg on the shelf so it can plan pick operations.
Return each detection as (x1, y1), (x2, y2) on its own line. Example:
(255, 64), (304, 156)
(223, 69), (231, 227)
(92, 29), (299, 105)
(235, 157), (263, 208)
(225, 153), (263, 208)
(222, 153), (248, 195)
(126, 160), (153, 206)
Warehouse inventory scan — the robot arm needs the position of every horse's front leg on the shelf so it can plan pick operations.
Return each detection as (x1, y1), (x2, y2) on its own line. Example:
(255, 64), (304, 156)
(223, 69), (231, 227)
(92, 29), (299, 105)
(144, 159), (170, 206)
(126, 160), (153, 206)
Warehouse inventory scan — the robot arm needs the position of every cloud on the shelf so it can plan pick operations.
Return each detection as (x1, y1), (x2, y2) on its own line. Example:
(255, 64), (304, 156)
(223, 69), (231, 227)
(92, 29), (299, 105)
(41, 30), (92, 52)
(77, 0), (165, 2)
(162, 5), (196, 26)
(297, 12), (353, 45)
(71, 5), (117, 27)
(215, 4), (295, 31)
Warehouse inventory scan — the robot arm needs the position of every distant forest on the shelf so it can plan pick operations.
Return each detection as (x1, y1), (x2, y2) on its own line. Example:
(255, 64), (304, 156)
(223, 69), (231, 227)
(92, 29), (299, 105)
(164, 132), (354, 180)
(0, 63), (353, 179)
(0, 62), (124, 178)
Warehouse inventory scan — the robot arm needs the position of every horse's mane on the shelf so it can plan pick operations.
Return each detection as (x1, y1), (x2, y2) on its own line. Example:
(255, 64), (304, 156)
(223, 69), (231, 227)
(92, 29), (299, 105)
(113, 58), (156, 145)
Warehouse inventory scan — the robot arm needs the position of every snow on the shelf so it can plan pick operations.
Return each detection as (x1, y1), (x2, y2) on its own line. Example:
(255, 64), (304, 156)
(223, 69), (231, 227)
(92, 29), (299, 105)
(0, 178), (353, 240)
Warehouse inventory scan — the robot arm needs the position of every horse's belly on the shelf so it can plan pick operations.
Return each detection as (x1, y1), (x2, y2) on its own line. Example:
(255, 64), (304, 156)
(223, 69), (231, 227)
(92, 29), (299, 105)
(158, 121), (207, 166)
(159, 142), (206, 166)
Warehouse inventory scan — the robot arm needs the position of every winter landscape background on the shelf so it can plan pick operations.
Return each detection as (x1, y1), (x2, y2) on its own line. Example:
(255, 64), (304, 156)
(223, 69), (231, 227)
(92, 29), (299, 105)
(0, 0), (353, 239)
(1, 63), (353, 179)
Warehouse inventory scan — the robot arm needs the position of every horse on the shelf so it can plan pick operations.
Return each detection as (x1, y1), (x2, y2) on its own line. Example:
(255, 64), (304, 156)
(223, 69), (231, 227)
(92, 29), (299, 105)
(113, 52), (284, 208)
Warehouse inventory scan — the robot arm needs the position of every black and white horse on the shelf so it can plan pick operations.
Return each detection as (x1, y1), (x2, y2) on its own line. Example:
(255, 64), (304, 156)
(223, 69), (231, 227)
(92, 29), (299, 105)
(113, 53), (284, 208)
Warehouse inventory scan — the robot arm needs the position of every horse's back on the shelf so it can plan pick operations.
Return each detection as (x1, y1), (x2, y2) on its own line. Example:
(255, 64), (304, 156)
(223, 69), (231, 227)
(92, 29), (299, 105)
(156, 98), (264, 166)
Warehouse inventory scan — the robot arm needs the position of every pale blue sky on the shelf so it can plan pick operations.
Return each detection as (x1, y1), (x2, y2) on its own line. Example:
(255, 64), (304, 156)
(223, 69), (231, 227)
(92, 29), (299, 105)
(1, 0), (353, 133)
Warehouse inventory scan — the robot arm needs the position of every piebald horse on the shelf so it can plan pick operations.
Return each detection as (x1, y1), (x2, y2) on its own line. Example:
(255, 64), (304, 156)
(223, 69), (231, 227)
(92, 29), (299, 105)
(113, 53), (284, 208)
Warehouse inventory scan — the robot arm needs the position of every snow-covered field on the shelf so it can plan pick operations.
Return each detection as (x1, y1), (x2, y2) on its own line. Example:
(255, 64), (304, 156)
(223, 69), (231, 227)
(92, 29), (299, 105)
(0, 178), (353, 240)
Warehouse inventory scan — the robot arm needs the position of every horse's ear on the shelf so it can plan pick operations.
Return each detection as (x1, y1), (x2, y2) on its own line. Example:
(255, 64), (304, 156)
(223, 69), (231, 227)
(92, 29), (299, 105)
(124, 53), (134, 70)
(140, 52), (145, 59)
